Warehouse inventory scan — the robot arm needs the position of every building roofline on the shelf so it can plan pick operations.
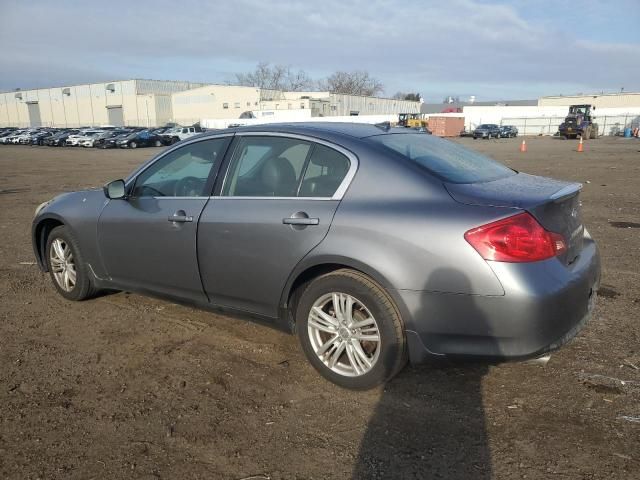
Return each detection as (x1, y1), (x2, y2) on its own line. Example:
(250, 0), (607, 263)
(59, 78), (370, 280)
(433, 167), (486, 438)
(540, 92), (640, 99)
(0, 78), (211, 95)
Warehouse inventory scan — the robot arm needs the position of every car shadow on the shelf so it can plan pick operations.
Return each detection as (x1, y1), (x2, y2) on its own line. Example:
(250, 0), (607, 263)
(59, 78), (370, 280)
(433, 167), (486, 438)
(352, 269), (495, 479)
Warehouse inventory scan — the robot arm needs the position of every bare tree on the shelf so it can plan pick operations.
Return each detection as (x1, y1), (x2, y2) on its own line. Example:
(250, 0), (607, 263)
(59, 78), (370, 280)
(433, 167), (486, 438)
(236, 62), (315, 92)
(321, 71), (384, 96)
(395, 92), (422, 101)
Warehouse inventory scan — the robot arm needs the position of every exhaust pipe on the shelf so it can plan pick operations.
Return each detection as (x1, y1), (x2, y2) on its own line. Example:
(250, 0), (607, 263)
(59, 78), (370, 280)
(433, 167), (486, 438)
(525, 354), (551, 366)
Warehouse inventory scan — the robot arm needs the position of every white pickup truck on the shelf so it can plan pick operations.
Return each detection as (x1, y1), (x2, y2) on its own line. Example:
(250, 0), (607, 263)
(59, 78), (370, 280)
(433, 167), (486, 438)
(161, 126), (203, 145)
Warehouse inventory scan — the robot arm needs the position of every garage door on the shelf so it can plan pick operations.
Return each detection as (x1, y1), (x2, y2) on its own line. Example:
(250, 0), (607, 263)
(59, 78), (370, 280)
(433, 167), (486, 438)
(27, 102), (42, 127)
(107, 106), (124, 127)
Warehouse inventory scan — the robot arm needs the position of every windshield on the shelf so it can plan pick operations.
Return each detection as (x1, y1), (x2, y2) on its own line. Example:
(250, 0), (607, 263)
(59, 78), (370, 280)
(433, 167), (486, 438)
(369, 133), (515, 184)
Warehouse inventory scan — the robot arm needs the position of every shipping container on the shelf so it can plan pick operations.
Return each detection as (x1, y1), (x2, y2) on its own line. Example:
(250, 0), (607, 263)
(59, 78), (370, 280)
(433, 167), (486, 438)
(427, 116), (465, 137)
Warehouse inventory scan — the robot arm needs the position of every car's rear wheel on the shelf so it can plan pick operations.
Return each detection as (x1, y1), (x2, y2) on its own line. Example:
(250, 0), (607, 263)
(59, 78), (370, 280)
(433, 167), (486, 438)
(130, 141), (137, 149)
(46, 226), (96, 301)
(296, 269), (407, 390)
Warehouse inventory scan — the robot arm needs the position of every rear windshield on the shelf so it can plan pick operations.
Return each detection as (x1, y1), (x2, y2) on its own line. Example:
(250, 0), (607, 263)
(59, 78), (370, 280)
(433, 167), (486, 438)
(369, 133), (515, 184)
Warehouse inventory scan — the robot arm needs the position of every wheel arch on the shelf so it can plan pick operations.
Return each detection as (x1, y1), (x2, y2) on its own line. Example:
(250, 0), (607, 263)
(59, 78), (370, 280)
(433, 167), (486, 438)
(280, 256), (410, 332)
(32, 215), (66, 272)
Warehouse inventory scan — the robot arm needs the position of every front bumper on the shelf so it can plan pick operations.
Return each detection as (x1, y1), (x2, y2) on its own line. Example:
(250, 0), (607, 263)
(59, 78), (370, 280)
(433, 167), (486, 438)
(402, 234), (601, 363)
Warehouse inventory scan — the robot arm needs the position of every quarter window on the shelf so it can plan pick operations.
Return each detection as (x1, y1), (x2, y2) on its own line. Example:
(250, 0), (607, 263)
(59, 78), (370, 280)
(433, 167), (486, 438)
(299, 144), (350, 197)
(132, 138), (230, 197)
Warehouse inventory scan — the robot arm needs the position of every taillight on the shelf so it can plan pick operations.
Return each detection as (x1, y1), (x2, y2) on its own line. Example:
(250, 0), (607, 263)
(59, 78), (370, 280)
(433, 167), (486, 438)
(464, 212), (566, 263)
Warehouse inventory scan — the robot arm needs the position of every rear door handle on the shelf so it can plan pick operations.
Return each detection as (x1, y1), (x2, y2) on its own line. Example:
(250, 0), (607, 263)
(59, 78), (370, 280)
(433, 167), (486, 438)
(168, 214), (193, 223)
(283, 217), (319, 226)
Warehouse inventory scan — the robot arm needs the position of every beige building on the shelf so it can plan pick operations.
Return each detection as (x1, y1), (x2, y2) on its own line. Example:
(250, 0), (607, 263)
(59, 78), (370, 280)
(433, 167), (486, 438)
(172, 88), (421, 122)
(538, 92), (640, 109)
(0, 79), (207, 128)
(171, 85), (263, 125)
(1, 78), (422, 128)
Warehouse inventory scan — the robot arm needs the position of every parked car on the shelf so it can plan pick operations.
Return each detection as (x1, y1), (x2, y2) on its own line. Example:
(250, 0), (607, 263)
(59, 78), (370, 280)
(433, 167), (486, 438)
(44, 130), (80, 146)
(473, 124), (501, 139)
(161, 125), (203, 145)
(0, 130), (27, 144)
(16, 130), (42, 145)
(92, 130), (131, 148)
(118, 130), (165, 148)
(99, 131), (136, 149)
(32, 123), (600, 390)
(79, 130), (120, 148)
(499, 125), (519, 138)
(30, 131), (54, 146)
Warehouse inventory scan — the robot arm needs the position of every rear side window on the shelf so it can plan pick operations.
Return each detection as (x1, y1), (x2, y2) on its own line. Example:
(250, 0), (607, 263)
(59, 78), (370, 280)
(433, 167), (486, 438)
(222, 137), (351, 198)
(369, 133), (514, 183)
(223, 136), (311, 197)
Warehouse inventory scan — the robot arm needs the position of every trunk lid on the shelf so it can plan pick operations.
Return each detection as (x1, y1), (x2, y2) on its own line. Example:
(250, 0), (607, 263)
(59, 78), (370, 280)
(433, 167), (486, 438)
(445, 173), (584, 264)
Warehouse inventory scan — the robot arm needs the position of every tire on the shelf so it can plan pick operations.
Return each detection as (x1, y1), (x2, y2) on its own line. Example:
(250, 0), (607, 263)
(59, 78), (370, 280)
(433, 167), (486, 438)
(45, 226), (97, 301)
(296, 269), (407, 390)
(581, 127), (590, 140)
(154, 140), (162, 147)
(590, 124), (598, 139)
(171, 137), (179, 145)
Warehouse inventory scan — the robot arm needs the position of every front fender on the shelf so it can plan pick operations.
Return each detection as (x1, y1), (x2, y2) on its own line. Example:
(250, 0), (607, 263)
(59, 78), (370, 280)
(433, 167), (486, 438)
(31, 190), (108, 276)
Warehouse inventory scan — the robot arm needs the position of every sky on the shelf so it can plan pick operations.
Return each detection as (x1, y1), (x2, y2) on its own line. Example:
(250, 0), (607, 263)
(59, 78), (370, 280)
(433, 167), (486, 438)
(1, 0), (639, 102)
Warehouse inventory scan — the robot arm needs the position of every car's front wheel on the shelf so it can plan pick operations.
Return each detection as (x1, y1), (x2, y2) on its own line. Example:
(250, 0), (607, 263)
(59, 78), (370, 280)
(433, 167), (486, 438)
(296, 269), (407, 390)
(46, 226), (97, 301)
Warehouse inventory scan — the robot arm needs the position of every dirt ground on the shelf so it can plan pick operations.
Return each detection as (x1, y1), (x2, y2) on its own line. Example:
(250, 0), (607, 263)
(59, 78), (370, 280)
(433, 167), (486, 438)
(0, 136), (639, 480)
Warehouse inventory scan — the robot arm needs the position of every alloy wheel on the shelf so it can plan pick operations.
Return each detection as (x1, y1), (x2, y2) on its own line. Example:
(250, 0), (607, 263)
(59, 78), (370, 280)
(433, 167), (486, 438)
(49, 238), (76, 292)
(307, 292), (381, 377)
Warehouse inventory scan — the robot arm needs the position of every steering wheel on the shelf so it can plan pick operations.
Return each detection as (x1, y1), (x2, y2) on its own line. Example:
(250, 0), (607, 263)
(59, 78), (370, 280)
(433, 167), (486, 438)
(174, 176), (204, 197)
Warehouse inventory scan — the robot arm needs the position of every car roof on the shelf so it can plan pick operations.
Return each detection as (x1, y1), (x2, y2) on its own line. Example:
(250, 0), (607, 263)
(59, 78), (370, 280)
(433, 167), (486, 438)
(200, 122), (405, 141)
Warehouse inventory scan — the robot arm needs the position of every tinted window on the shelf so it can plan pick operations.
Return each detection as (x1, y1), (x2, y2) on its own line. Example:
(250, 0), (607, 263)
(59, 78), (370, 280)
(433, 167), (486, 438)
(133, 138), (230, 197)
(299, 145), (350, 197)
(369, 133), (514, 184)
(223, 136), (311, 197)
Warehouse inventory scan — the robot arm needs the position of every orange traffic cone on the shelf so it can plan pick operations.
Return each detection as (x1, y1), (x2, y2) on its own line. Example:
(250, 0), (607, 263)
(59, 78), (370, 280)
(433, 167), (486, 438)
(577, 136), (584, 153)
(519, 139), (527, 152)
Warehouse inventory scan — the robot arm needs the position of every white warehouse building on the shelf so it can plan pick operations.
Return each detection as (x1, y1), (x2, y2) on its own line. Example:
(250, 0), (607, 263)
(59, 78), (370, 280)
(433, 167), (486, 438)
(1, 79), (421, 128)
(171, 86), (421, 125)
(0, 79), (208, 128)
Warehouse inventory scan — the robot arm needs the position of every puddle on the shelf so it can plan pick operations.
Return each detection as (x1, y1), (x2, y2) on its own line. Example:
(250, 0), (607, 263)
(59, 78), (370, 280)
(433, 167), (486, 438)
(609, 221), (640, 229)
(598, 285), (620, 299)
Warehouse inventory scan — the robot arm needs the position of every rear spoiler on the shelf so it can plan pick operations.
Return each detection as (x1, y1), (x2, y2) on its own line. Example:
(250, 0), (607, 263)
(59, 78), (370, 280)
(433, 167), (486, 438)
(550, 183), (582, 203)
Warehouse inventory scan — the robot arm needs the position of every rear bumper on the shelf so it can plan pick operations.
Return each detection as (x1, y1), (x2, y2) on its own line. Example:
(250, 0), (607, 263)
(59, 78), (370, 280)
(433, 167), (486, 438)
(401, 234), (600, 363)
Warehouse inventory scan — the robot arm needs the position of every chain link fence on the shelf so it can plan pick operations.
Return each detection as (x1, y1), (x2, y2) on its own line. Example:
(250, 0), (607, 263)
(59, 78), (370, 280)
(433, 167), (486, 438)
(483, 114), (640, 136)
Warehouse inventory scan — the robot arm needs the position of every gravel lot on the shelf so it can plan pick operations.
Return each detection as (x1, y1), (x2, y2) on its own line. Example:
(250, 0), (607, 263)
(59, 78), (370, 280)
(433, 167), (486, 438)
(1, 136), (639, 479)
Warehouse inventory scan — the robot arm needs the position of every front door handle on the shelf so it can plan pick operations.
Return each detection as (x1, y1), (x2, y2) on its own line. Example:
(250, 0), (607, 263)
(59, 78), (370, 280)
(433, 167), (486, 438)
(168, 213), (193, 223)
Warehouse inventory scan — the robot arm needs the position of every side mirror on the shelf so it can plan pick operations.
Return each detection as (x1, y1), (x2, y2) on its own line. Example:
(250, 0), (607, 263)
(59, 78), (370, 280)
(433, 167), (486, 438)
(104, 179), (126, 199)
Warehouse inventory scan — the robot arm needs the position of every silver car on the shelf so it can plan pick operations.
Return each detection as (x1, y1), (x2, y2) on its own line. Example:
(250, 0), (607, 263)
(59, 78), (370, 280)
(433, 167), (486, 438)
(32, 123), (600, 389)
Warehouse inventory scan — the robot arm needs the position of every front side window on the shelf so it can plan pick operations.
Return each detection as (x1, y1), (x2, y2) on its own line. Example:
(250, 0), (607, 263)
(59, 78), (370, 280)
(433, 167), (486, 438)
(132, 137), (230, 197)
(223, 137), (311, 197)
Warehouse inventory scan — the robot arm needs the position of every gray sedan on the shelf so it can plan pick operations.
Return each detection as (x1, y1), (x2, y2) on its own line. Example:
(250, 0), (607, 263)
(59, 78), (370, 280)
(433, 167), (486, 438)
(32, 123), (600, 390)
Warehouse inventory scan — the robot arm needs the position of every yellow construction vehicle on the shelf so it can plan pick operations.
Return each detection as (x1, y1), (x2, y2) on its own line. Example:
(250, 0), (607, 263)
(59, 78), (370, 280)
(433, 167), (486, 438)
(398, 113), (428, 128)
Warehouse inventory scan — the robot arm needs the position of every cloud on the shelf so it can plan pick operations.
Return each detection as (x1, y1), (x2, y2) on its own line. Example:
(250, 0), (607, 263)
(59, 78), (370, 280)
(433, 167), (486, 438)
(1, 0), (638, 98)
